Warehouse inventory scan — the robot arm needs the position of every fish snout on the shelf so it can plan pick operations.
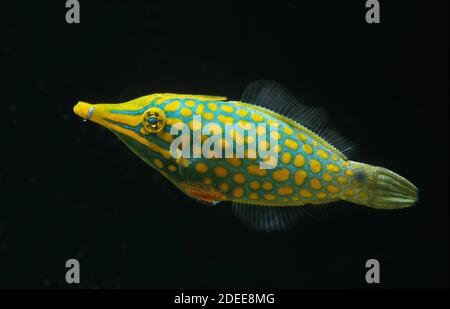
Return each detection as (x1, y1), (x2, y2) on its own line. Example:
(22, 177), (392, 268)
(73, 101), (143, 130)
(73, 101), (95, 120)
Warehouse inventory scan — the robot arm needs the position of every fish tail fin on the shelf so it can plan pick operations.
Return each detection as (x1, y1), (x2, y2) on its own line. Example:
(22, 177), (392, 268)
(341, 161), (418, 209)
(367, 166), (418, 209)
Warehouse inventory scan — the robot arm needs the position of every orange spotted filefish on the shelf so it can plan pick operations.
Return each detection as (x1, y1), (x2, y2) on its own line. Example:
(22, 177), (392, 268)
(73, 81), (418, 231)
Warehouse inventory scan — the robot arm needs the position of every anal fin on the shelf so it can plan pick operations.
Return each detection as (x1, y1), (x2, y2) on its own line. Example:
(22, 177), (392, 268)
(232, 202), (308, 232)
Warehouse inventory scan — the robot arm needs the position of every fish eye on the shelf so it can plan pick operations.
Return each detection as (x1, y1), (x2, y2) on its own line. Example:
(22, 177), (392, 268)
(142, 107), (166, 133)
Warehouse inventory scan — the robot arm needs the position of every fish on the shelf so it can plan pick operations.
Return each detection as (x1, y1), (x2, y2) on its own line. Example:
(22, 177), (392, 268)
(73, 80), (418, 231)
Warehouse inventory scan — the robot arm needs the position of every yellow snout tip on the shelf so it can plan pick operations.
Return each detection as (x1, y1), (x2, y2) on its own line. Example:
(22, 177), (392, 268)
(73, 101), (93, 120)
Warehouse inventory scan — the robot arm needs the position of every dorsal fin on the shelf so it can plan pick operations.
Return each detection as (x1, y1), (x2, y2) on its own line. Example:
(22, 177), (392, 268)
(240, 80), (356, 158)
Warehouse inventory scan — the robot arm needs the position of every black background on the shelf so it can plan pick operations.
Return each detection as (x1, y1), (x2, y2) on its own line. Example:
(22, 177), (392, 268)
(0, 0), (448, 288)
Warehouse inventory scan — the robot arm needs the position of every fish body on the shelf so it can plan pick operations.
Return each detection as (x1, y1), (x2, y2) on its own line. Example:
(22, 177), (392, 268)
(74, 81), (418, 230)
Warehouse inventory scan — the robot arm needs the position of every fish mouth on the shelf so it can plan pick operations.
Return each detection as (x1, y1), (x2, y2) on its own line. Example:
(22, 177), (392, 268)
(73, 101), (118, 131)
(73, 102), (95, 120)
(73, 101), (116, 127)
